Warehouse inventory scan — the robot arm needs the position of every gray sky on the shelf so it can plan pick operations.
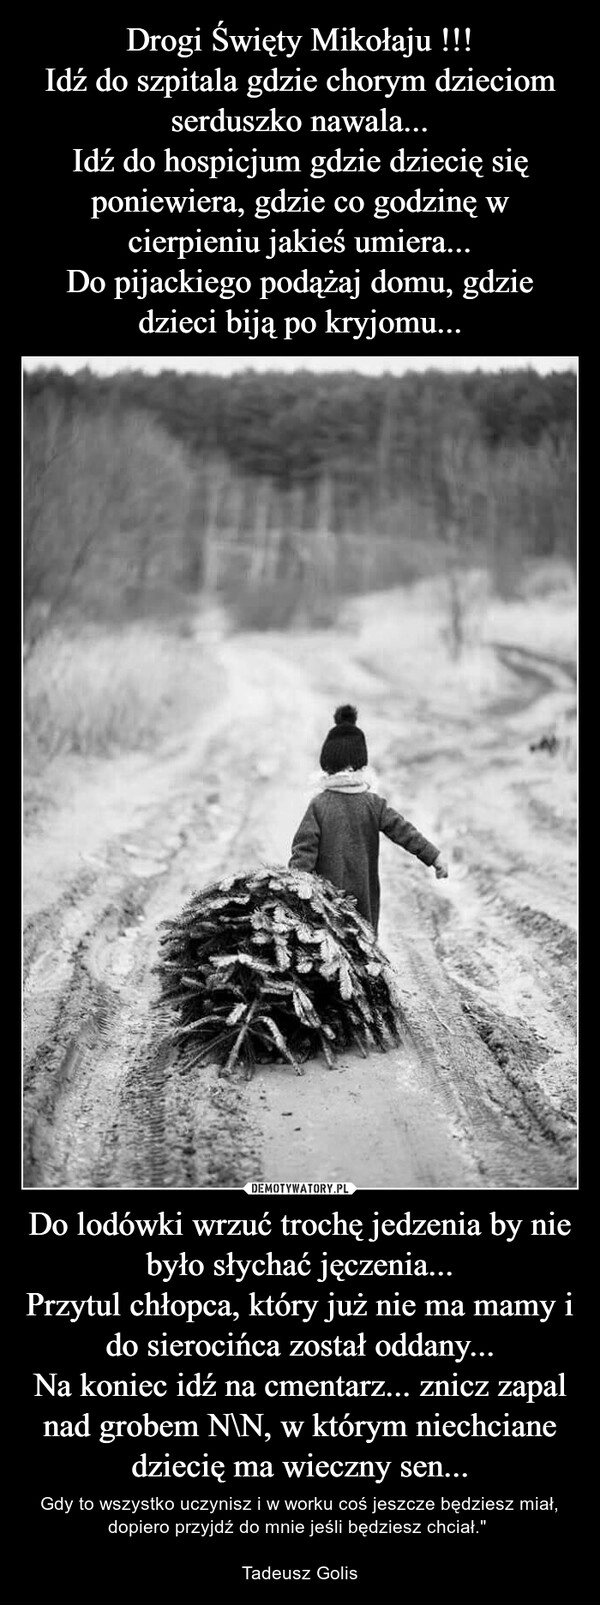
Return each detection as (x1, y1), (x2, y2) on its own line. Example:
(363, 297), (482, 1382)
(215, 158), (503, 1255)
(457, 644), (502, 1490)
(23, 355), (576, 376)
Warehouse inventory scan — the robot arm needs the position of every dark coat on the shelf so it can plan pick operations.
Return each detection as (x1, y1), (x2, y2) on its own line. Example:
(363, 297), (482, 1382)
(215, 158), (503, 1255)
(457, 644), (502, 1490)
(289, 789), (439, 933)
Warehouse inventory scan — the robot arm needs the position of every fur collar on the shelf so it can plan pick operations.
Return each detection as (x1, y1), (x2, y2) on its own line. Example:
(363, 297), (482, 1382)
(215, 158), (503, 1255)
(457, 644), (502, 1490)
(315, 766), (375, 795)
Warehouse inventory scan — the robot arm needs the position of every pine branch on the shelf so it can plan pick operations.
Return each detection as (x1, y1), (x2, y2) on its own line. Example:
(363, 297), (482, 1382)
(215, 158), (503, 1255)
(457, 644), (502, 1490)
(155, 865), (406, 1078)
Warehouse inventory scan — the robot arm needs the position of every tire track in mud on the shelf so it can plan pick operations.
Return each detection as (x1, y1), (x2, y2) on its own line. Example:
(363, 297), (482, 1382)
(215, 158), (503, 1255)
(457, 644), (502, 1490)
(229, 635), (575, 1189)
(23, 629), (576, 1190)
(490, 641), (577, 692)
(387, 812), (576, 1186)
(23, 826), (246, 1189)
(24, 646), (307, 1189)
(371, 634), (576, 1185)
(24, 878), (154, 1187)
(385, 923), (573, 1186)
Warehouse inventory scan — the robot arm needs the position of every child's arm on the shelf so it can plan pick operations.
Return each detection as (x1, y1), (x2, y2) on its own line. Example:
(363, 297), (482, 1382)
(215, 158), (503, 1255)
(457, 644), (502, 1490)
(289, 800), (321, 872)
(378, 799), (447, 875)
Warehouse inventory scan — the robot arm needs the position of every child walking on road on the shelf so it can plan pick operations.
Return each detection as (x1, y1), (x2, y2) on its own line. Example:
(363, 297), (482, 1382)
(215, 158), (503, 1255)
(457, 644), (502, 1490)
(289, 705), (448, 935)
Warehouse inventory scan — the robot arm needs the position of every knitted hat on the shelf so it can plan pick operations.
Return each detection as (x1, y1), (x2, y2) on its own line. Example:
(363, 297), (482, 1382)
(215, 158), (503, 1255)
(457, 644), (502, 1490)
(320, 705), (368, 774)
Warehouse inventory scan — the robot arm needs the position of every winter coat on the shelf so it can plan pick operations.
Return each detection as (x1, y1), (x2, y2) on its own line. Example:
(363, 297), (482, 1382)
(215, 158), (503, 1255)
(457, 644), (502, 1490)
(289, 789), (439, 934)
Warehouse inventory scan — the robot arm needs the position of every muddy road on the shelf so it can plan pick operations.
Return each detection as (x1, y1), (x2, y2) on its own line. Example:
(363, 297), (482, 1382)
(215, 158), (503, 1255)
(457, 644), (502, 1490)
(23, 610), (577, 1190)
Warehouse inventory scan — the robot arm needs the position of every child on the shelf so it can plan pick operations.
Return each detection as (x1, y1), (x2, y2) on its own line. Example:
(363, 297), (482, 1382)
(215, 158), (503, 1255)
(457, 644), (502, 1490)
(289, 705), (448, 935)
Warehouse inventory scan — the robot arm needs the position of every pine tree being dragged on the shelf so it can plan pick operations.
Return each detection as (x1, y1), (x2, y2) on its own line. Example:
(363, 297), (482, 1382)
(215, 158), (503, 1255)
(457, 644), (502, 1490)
(156, 866), (406, 1078)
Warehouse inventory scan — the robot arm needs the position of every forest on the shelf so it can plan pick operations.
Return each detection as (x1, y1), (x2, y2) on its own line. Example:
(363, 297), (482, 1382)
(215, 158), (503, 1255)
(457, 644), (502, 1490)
(24, 363), (576, 640)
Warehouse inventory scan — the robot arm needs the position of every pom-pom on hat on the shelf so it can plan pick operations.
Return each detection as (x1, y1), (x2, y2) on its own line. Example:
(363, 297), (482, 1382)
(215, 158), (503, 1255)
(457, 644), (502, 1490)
(320, 705), (369, 774)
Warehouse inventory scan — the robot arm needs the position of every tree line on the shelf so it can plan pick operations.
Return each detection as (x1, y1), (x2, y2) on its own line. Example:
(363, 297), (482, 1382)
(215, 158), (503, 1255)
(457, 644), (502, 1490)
(24, 364), (576, 638)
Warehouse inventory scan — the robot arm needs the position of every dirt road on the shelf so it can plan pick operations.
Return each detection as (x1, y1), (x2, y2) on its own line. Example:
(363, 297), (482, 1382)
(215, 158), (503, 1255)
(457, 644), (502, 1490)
(23, 603), (577, 1190)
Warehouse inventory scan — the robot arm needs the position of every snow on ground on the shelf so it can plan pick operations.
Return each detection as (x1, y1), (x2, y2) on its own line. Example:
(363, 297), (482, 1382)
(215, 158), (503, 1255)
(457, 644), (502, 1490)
(23, 561), (577, 1189)
(348, 560), (576, 718)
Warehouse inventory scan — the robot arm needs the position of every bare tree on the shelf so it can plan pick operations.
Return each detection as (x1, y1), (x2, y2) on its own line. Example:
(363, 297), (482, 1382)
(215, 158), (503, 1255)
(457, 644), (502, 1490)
(23, 399), (193, 642)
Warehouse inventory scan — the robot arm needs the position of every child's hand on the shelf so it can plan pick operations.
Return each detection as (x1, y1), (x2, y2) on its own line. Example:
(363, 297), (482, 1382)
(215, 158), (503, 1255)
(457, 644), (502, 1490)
(433, 854), (449, 879)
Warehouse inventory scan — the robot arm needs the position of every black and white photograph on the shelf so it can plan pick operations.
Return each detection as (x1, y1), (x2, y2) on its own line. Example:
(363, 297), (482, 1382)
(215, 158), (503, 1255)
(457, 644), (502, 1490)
(23, 353), (577, 1191)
